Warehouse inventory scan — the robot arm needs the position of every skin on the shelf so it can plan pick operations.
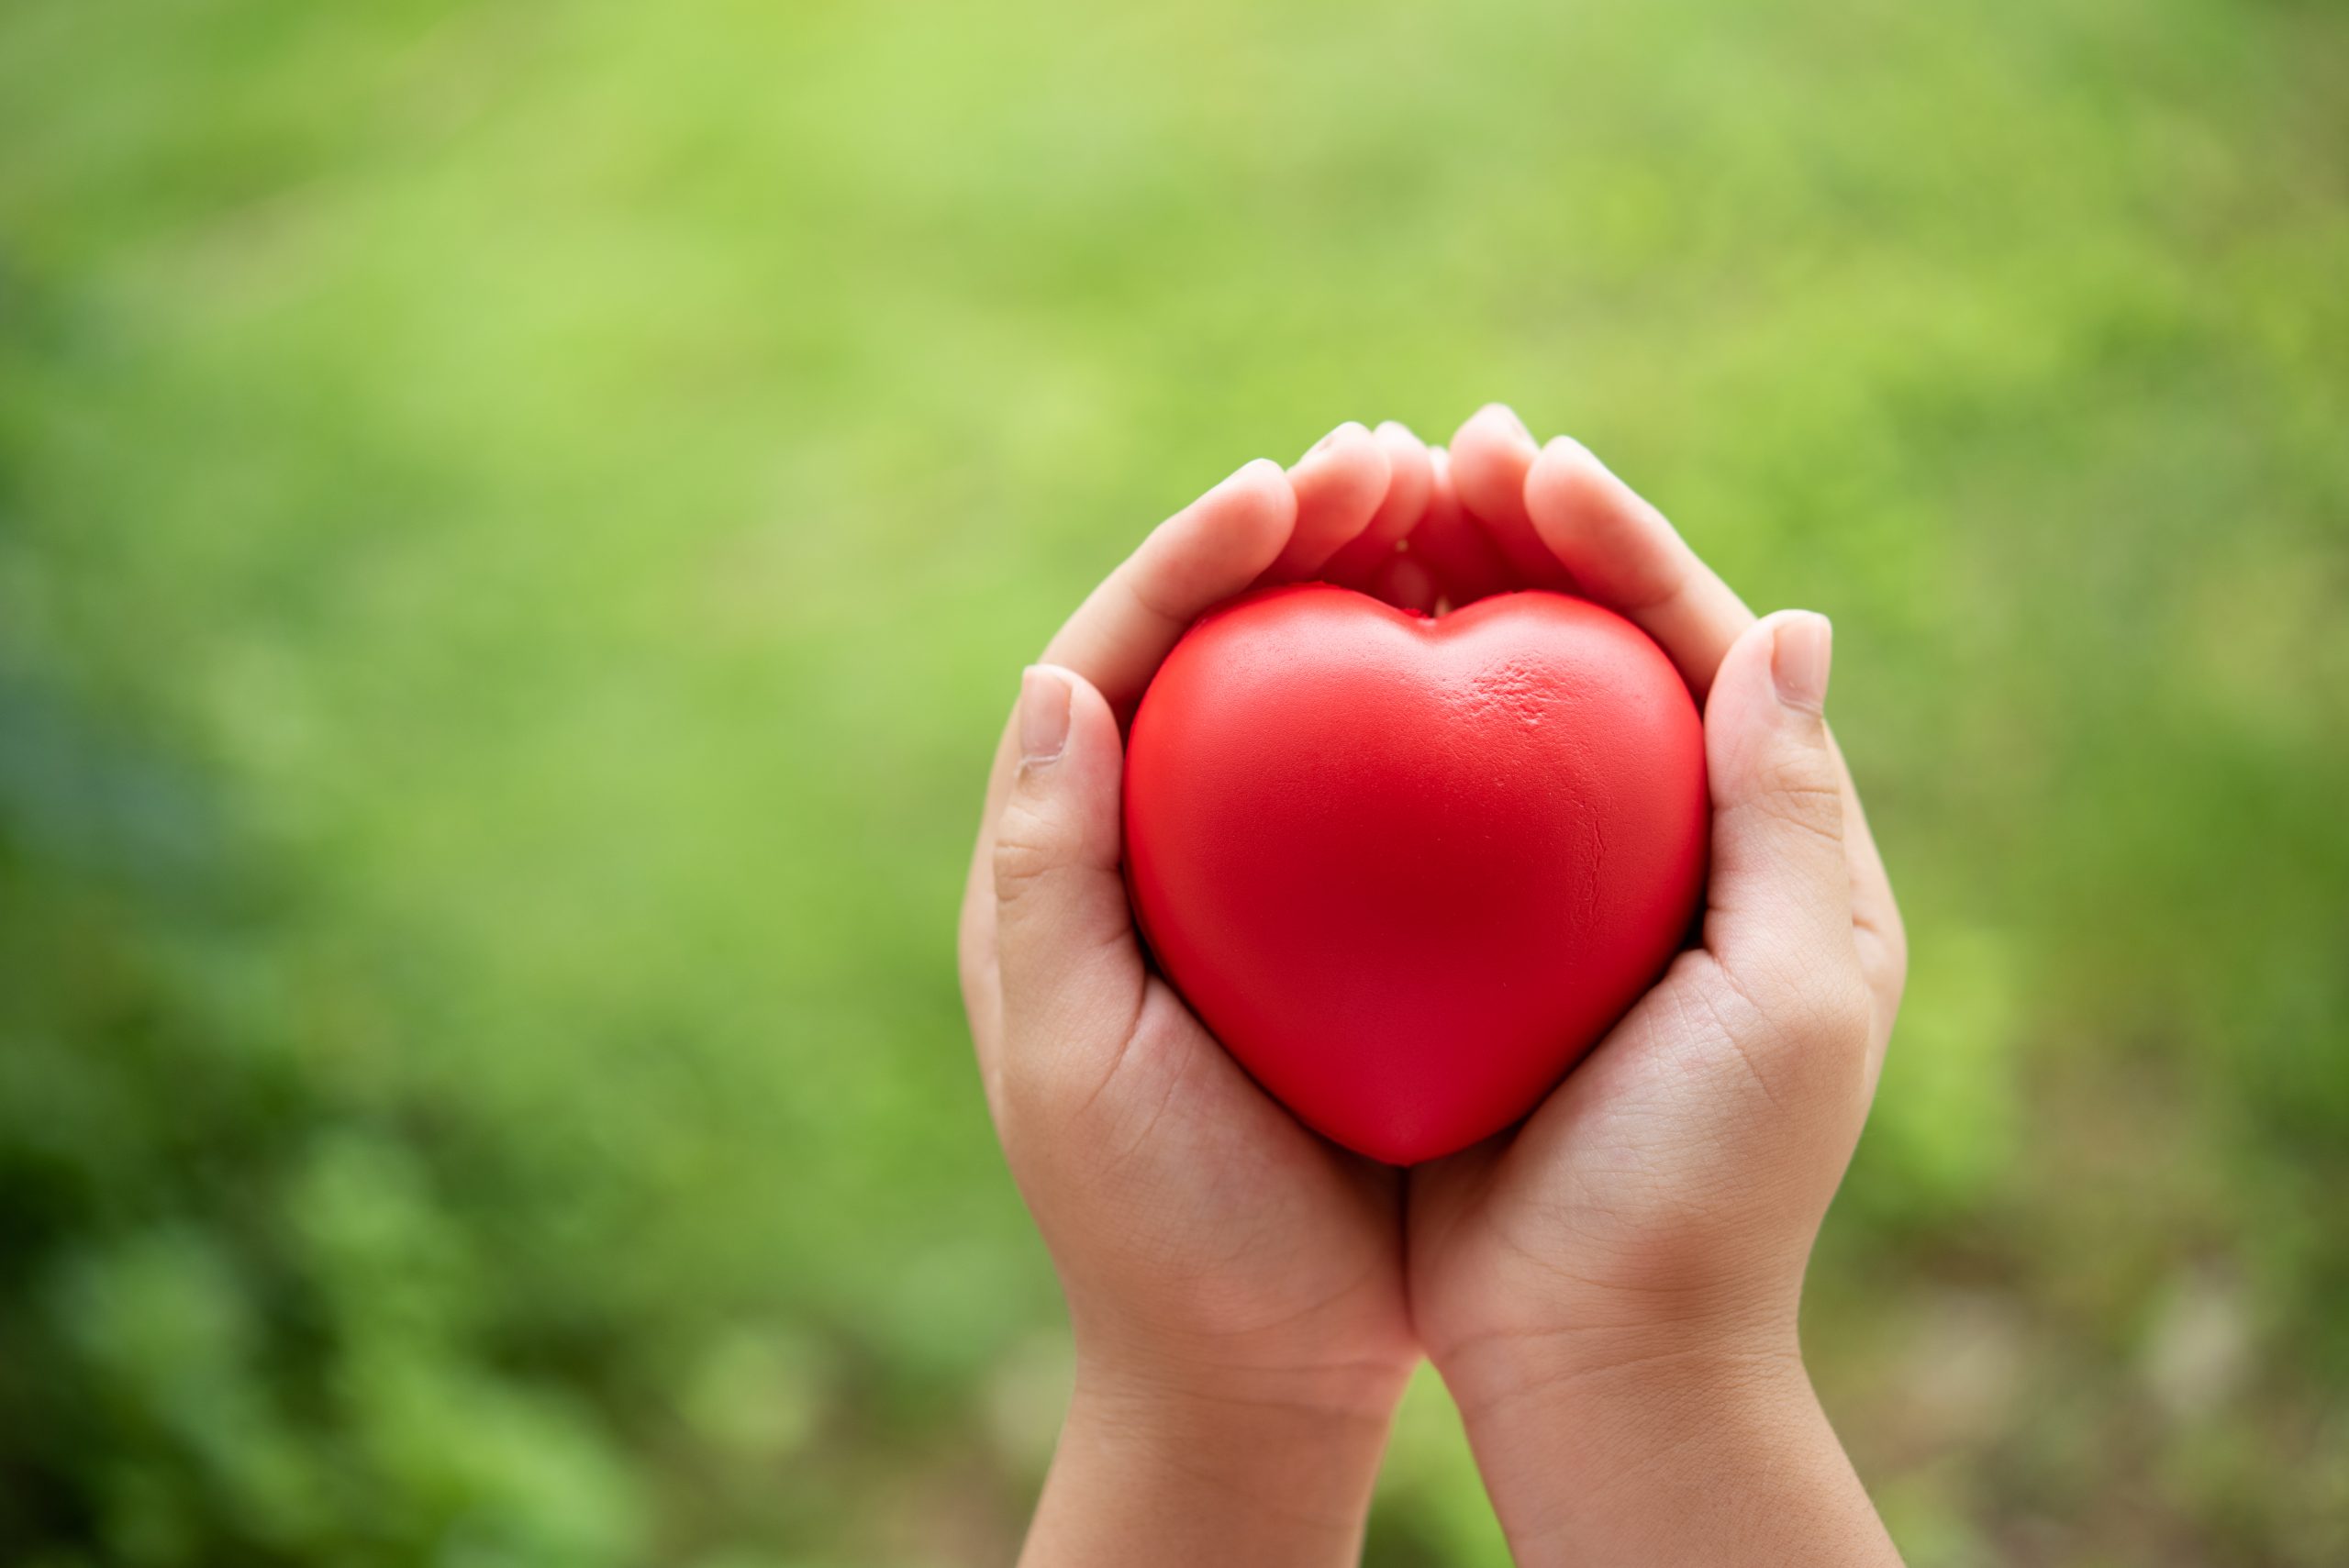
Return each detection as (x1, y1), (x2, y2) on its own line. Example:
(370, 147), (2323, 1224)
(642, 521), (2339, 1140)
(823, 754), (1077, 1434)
(956, 408), (1909, 1566)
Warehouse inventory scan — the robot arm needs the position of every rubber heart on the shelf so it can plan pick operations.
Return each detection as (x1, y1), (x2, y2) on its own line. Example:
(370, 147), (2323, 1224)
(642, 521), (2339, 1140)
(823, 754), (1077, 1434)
(1123, 583), (1709, 1164)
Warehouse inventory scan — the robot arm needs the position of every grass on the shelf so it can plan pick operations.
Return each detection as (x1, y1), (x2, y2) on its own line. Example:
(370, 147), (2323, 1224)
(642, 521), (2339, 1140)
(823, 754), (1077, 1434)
(3, 0), (2346, 1562)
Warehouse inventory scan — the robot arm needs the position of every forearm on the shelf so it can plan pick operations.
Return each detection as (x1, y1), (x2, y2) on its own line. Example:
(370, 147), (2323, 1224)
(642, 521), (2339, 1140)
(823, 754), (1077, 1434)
(1020, 1362), (1404, 1568)
(1446, 1332), (1900, 1568)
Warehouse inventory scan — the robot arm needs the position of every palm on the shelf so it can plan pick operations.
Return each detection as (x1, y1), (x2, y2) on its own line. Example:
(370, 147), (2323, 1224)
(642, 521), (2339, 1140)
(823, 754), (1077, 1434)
(1407, 953), (1806, 1356)
(1018, 974), (1409, 1367)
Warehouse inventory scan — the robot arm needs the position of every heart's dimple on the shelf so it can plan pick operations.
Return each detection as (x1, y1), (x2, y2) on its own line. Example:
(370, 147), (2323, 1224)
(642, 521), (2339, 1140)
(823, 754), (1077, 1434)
(1123, 584), (1709, 1164)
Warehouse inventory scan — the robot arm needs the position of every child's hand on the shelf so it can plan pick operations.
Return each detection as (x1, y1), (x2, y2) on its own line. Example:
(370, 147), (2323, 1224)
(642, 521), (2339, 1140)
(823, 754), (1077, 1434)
(1404, 407), (1909, 1564)
(966, 406), (1907, 1563)
(957, 422), (1431, 1566)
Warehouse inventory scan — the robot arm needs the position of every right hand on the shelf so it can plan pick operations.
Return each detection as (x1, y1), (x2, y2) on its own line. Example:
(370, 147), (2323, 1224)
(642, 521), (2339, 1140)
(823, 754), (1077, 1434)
(1402, 406), (1909, 1565)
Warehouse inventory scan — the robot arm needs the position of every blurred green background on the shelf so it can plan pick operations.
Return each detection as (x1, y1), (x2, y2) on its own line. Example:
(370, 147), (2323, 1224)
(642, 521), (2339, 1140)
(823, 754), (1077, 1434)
(4, 0), (2345, 1562)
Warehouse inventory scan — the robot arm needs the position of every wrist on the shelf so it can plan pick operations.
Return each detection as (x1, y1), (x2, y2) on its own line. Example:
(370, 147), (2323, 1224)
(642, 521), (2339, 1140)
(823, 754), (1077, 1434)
(1065, 1342), (1410, 1496)
(1440, 1326), (1898, 1567)
(1019, 1352), (1408, 1568)
(1073, 1319), (1417, 1420)
(1067, 1355), (1406, 1479)
(1436, 1300), (1802, 1430)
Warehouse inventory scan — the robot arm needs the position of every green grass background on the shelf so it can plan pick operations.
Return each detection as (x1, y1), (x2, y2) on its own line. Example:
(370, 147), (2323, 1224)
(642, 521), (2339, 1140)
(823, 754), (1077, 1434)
(4, 0), (2346, 1562)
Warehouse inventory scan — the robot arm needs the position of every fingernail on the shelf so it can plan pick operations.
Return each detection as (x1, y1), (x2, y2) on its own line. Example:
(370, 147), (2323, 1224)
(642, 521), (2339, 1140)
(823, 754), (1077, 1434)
(1482, 403), (1533, 445)
(1375, 418), (1419, 442)
(1019, 665), (1073, 763)
(1771, 613), (1832, 713)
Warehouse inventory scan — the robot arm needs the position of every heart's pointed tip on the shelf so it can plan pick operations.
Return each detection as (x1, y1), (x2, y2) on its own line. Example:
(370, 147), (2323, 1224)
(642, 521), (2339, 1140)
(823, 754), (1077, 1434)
(1326, 1123), (1486, 1167)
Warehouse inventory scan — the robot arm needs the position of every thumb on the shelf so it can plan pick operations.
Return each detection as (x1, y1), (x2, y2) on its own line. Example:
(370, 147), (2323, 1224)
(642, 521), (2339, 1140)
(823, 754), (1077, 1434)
(1702, 612), (1863, 1005)
(992, 664), (1146, 1052)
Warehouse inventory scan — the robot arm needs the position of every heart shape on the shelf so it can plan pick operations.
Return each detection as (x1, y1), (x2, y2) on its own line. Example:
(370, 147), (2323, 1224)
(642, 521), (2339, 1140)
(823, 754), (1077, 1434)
(1123, 584), (1709, 1163)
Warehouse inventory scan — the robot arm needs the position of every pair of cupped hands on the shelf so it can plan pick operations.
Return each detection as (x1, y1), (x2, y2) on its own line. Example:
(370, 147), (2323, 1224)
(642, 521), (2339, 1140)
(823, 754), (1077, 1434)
(958, 407), (1909, 1566)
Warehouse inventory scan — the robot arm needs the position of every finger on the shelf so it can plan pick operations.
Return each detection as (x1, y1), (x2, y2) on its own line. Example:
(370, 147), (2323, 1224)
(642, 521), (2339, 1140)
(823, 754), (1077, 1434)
(1402, 446), (1512, 605)
(1263, 420), (1391, 583)
(991, 665), (1145, 1095)
(1698, 612), (1869, 1040)
(1372, 549), (1439, 613)
(963, 457), (1297, 1073)
(1521, 437), (1752, 696)
(1041, 456), (1297, 714)
(1322, 420), (1434, 588)
(1449, 404), (1574, 590)
(1516, 437), (1906, 1057)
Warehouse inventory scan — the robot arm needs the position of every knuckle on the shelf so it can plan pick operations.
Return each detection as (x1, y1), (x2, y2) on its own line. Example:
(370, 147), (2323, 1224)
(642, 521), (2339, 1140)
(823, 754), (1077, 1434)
(1784, 968), (1875, 1061)
(990, 796), (1074, 906)
(998, 1038), (1098, 1141)
(954, 891), (994, 995)
(1710, 952), (1874, 1104)
(998, 1051), (1059, 1127)
(1873, 922), (1911, 1007)
(954, 949), (988, 1023)
(1754, 769), (1844, 845)
(999, 1040), (1116, 1150)
(1882, 909), (1912, 988)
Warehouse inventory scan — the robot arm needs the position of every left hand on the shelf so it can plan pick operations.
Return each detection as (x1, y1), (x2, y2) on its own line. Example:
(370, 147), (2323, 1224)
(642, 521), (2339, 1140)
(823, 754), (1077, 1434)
(958, 421), (1433, 1566)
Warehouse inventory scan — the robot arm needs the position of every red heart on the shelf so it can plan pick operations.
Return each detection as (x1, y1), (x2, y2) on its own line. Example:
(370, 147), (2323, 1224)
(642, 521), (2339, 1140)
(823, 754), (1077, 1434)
(1124, 584), (1709, 1163)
